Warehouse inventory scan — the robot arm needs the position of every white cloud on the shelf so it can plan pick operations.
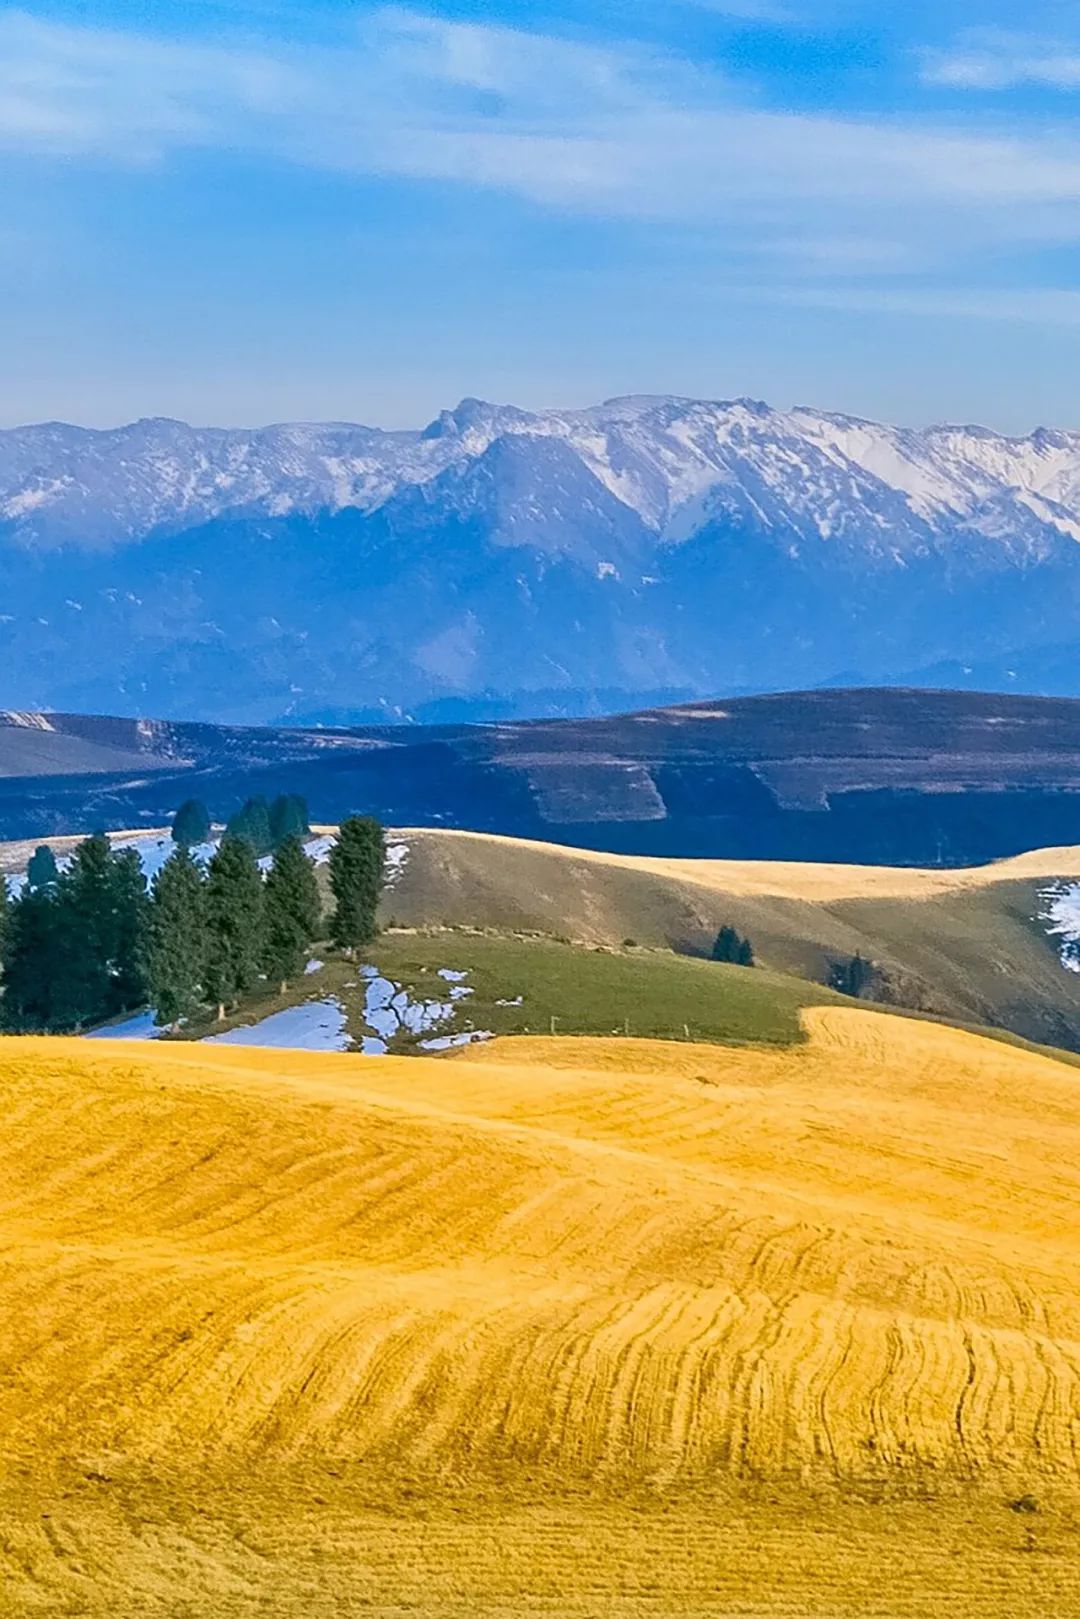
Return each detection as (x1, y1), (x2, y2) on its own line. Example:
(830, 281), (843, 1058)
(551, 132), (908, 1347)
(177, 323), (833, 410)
(922, 30), (1080, 91)
(6, 5), (1080, 285)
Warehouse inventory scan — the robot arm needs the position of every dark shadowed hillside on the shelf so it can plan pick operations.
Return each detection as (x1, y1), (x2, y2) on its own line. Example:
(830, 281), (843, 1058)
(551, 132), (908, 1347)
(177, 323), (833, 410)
(6, 687), (1080, 864)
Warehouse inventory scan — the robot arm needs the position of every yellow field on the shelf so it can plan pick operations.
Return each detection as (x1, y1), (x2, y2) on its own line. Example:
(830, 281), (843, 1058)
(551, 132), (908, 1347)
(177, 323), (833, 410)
(397, 824), (1080, 900)
(5, 1013), (1080, 1614)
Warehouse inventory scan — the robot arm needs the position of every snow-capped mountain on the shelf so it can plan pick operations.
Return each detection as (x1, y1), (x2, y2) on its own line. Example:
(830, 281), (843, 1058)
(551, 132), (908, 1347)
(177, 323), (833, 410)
(5, 394), (1080, 722)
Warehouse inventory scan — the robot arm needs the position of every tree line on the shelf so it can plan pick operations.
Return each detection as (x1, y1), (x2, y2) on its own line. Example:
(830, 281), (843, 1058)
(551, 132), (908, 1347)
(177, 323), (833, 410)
(0, 814), (385, 1034)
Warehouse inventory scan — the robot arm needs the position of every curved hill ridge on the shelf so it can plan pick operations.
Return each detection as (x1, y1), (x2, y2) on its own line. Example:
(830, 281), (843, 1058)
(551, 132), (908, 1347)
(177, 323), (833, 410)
(8, 687), (1080, 867)
(396, 825), (1080, 901)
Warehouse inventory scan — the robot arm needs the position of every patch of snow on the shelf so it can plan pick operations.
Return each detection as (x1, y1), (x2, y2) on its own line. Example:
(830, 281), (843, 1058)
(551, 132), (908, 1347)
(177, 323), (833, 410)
(84, 1008), (161, 1040)
(1039, 883), (1080, 972)
(303, 834), (334, 865)
(112, 833), (215, 884)
(419, 1029), (494, 1051)
(361, 973), (454, 1041)
(384, 841), (409, 886)
(304, 958), (324, 975)
(437, 967), (468, 981)
(203, 997), (350, 1051)
(496, 996), (524, 1007)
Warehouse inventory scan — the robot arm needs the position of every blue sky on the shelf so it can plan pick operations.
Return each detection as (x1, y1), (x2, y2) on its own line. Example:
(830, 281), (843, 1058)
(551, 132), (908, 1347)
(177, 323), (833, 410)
(6, 1), (1080, 430)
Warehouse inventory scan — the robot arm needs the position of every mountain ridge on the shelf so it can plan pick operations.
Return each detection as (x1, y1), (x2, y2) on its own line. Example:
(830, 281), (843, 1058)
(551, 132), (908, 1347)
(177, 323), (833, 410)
(6, 394), (1080, 720)
(4, 686), (1080, 865)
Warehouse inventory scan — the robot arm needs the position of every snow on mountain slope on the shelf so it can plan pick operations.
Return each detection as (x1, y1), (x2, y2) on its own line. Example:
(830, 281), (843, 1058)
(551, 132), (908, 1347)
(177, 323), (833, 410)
(5, 394), (1080, 721)
(6, 395), (1080, 559)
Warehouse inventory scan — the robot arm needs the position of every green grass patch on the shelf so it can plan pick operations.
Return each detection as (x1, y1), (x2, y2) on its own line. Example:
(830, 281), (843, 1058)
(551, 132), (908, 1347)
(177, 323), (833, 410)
(352, 931), (836, 1051)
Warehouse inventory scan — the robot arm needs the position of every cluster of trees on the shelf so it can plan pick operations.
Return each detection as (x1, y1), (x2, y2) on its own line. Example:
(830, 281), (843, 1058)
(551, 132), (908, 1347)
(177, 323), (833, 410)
(711, 924), (755, 968)
(171, 793), (310, 858)
(0, 813), (386, 1035)
(1, 834), (148, 1033)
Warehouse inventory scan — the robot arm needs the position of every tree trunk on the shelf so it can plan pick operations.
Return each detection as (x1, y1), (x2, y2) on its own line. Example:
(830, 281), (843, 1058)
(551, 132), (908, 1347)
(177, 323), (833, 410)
(217, 1002), (225, 1023)
(280, 980), (288, 997)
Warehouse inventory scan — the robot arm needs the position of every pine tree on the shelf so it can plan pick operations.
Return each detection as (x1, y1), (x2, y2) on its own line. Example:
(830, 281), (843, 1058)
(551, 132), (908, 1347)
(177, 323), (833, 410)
(262, 836), (320, 992)
(712, 925), (739, 963)
(147, 847), (207, 1028)
(58, 833), (116, 1027)
(204, 835), (265, 1019)
(226, 797), (272, 856)
(172, 799), (211, 848)
(829, 951), (871, 998)
(269, 793), (310, 849)
(3, 888), (60, 1030)
(329, 816), (385, 953)
(26, 844), (59, 892)
(736, 937), (755, 968)
(108, 847), (150, 1015)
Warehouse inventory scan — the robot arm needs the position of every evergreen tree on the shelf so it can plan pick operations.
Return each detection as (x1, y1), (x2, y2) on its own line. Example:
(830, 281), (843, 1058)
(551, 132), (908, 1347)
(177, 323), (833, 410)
(26, 844), (59, 892)
(329, 816), (385, 952)
(711, 924), (754, 969)
(147, 847), (207, 1028)
(269, 793), (310, 849)
(261, 836), (320, 992)
(829, 952), (871, 998)
(226, 797), (272, 856)
(172, 799), (211, 848)
(58, 833), (116, 1027)
(108, 847), (150, 1014)
(1, 886), (64, 1031)
(204, 835), (265, 1019)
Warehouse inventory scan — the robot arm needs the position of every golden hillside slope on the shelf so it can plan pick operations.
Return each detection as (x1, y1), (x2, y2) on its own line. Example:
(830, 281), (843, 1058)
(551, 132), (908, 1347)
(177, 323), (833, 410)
(395, 824), (1080, 901)
(5, 1016), (1080, 1615)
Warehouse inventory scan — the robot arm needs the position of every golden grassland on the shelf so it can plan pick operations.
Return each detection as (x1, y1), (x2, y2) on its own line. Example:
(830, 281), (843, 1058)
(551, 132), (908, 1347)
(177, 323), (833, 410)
(5, 1012), (1080, 1613)
(395, 825), (1080, 901)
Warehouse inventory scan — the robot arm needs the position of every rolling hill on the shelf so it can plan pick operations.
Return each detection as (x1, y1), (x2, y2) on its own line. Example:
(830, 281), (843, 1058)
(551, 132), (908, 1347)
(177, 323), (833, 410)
(384, 828), (1080, 1052)
(7, 686), (1080, 866)
(4, 1018), (1080, 1615)
(12, 397), (1080, 721)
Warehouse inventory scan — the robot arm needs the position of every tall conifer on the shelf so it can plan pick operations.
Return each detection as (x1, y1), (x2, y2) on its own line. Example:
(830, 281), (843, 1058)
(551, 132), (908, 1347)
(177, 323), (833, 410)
(147, 846), (207, 1027)
(26, 845), (59, 892)
(226, 797), (272, 856)
(328, 816), (385, 953)
(1, 887), (62, 1031)
(269, 794), (310, 849)
(172, 799), (211, 848)
(204, 835), (265, 1019)
(261, 836), (320, 992)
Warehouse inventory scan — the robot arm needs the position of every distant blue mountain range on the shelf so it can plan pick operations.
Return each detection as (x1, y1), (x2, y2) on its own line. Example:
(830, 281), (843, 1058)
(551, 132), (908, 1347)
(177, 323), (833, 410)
(4, 394), (1080, 722)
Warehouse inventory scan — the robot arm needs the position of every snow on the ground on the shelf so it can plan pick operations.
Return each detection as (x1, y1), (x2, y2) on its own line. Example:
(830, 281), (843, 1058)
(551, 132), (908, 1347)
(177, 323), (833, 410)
(83, 1008), (161, 1040)
(419, 1029), (494, 1051)
(203, 998), (351, 1051)
(114, 834), (216, 883)
(496, 996), (524, 1007)
(384, 841), (409, 886)
(361, 973), (455, 1041)
(304, 958), (324, 975)
(1039, 883), (1080, 972)
(353, 963), (484, 1050)
(304, 834), (334, 865)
